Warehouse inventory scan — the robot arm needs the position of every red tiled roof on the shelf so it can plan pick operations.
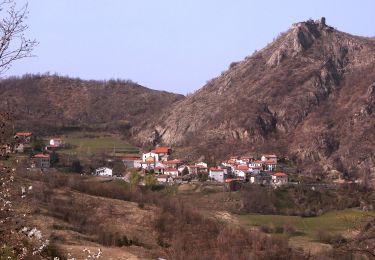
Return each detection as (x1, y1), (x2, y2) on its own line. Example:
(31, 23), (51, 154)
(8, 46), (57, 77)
(15, 132), (32, 137)
(272, 172), (287, 177)
(210, 167), (223, 172)
(236, 165), (249, 171)
(153, 147), (171, 154)
(253, 160), (263, 164)
(33, 153), (50, 158)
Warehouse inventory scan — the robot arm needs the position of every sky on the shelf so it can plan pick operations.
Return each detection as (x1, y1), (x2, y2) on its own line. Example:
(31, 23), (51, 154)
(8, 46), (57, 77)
(4, 0), (375, 94)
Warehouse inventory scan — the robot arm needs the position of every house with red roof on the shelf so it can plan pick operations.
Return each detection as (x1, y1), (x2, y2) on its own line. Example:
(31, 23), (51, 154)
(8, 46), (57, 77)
(234, 165), (249, 179)
(122, 157), (142, 168)
(261, 154), (278, 164)
(151, 147), (172, 161)
(32, 153), (50, 168)
(271, 172), (288, 186)
(161, 159), (183, 169)
(14, 132), (33, 143)
(264, 160), (277, 171)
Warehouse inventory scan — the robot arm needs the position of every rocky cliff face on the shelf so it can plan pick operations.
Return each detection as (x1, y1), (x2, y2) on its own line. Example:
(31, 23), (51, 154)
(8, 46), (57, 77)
(137, 19), (375, 178)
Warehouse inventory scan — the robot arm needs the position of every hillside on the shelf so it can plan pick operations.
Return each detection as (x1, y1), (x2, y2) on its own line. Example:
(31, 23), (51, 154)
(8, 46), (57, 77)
(137, 18), (375, 178)
(0, 75), (184, 136)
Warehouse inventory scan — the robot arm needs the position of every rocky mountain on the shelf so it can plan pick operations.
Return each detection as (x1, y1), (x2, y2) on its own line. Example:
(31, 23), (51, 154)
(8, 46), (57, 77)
(137, 18), (375, 178)
(0, 75), (184, 136)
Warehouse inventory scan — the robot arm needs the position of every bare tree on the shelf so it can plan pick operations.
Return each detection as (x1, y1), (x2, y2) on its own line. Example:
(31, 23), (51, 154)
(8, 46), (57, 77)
(0, 0), (37, 75)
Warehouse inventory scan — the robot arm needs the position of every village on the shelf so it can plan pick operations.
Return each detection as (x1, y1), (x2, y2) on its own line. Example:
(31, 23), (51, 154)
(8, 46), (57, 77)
(1, 131), (289, 188)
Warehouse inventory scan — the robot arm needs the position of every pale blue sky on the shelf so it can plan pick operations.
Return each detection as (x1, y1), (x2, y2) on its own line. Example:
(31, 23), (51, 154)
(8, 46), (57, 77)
(5, 0), (375, 94)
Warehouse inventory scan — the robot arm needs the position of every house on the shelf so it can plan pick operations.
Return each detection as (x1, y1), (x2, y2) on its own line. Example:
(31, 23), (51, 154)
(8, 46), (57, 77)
(14, 132), (32, 143)
(239, 156), (254, 163)
(32, 154), (50, 168)
(152, 147), (172, 161)
(95, 167), (113, 177)
(0, 144), (11, 156)
(161, 159), (182, 169)
(189, 165), (208, 175)
(250, 173), (271, 185)
(249, 165), (262, 174)
(48, 138), (63, 148)
(157, 174), (173, 183)
(234, 165), (249, 179)
(142, 152), (159, 163)
(250, 160), (263, 169)
(271, 172), (288, 186)
(261, 154), (278, 164)
(141, 152), (159, 169)
(164, 168), (179, 177)
(264, 161), (277, 171)
(209, 168), (226, 182)
(122, 157), (142, 168)
(14, 143), (25, 153)
(154, 166), (165, 175)
(196, 162), (208, 168)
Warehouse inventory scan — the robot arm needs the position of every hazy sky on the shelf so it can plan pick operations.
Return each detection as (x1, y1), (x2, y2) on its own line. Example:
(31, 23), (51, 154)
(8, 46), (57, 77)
(5, 0), (375, 94)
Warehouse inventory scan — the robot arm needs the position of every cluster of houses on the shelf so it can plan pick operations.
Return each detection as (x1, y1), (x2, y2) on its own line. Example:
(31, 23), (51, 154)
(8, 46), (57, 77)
(120, 148), (288, 187)
(121, 147), (208, 183)
(3, 132), (289, 187)
(209, 154), (288, 187)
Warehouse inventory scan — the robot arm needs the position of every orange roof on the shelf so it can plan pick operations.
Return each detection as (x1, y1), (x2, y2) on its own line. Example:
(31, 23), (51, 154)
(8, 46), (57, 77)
(253, 160), (263, 164)
(153, 147), (171, 154)
(272, 172), (287, 177)
(15, 132), (32, 137)
(210, 167), (223, 172)
(236, 165), (249, 171)
(33, 153), (50, 158)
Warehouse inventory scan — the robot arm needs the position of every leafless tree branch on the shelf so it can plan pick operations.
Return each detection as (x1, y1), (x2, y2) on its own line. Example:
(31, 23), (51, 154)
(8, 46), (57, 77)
(0, 0), (37, 75)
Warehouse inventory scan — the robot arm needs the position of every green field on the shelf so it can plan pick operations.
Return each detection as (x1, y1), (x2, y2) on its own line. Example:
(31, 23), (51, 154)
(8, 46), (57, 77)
(60, 132), (139, 158)
(235, 209), (374, 240)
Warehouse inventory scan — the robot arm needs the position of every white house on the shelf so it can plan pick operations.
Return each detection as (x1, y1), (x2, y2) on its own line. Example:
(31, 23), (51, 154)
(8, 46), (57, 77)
(271, 172), (288, 187)
(249, 166), (262, 174)
(234, 165), (249, 179)
(164, 168), (179, 177)
(49, 138), (63, 147)
(122, 157), (142, 168)
(261, 154), (278, 164)
(157, 174), (173, 183)
(141, 152), (159, 169)
(95, 167), (113, 177)
(142, 152), (159, 163)
(209, 168), (226, 182)
(264, 161), (277, 171)
(196, 162), (208, 168)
